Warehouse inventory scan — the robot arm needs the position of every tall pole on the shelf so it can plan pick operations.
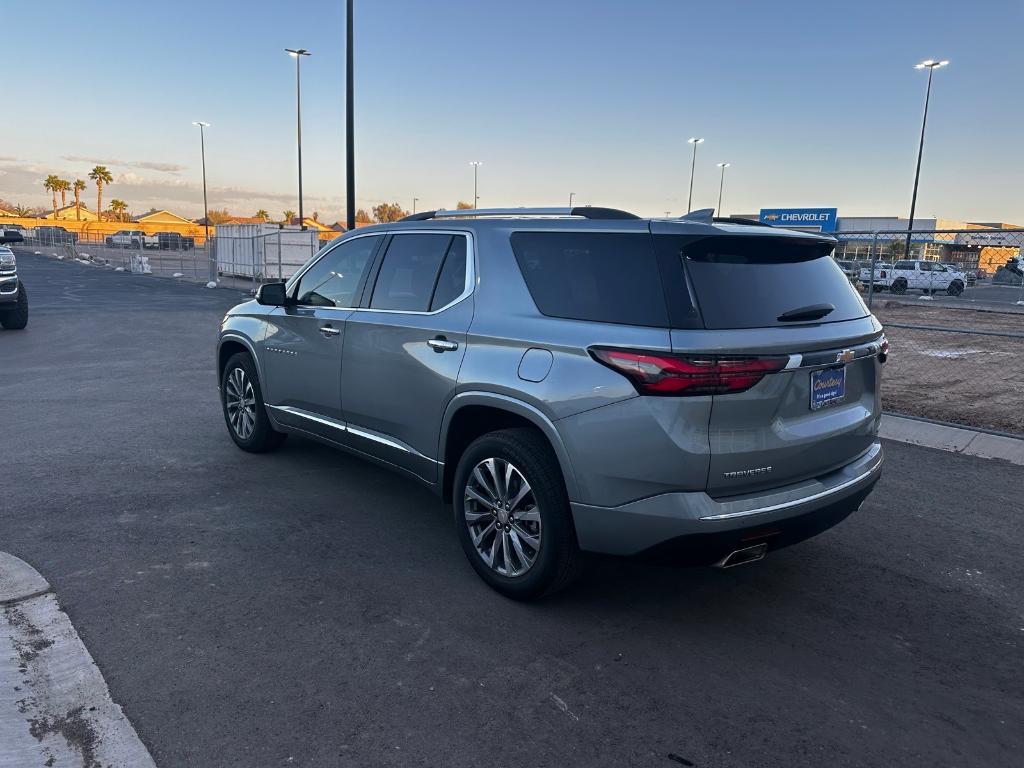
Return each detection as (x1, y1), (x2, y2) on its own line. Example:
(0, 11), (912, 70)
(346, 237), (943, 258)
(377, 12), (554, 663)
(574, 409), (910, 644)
(413, 197), (419, 214)
(716, 162), (730, 215)
(192, 121), (212, 281)
(686, 137), (703, 213)
(286, 49), (311, 228)
(905, 60), (947, 260)
(346, 0), (355, 231)
(569, 192), (575, 209)
(470, 162), (482, 208)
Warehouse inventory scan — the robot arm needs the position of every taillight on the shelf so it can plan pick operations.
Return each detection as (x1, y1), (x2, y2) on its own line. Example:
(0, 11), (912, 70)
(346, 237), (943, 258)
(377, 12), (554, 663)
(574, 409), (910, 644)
(879, 336), (889, 363)
(589, 348), (788, 396)
(880, 270), (887, 278)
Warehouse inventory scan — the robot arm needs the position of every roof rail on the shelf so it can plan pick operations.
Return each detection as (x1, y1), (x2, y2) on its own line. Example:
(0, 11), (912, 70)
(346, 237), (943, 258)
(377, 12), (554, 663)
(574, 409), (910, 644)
(399, 206), (640, 222)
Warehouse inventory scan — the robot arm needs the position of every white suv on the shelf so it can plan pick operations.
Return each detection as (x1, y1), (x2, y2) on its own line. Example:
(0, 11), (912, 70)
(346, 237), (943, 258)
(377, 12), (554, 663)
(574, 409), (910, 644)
(880, 259), (966, 296)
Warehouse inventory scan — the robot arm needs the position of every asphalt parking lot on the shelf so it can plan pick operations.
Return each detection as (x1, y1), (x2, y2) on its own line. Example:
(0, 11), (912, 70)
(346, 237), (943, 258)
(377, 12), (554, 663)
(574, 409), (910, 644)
(3, 252), (1023, 768)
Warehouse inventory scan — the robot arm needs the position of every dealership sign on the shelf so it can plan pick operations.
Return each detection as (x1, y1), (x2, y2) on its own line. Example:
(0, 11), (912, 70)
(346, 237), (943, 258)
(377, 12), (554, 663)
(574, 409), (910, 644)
(759, 208), (838, 232)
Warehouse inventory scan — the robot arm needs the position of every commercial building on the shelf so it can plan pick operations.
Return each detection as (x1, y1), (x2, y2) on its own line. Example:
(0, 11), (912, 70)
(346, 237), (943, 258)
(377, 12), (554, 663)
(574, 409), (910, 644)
(742, 207), (1023, 272)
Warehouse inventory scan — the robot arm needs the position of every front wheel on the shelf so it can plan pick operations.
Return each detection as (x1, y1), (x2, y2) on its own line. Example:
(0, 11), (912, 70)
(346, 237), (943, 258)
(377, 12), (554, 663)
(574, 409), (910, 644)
(947, 281), (964, 296)
(0, 282), (28, 330)
(453, 428), (581, 600)
(220, 352), (286, 452)
(891, 278), (907, 295)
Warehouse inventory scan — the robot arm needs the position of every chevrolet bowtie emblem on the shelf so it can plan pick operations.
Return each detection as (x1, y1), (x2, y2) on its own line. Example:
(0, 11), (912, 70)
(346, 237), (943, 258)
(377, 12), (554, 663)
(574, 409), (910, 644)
(836, 349), (855, 364)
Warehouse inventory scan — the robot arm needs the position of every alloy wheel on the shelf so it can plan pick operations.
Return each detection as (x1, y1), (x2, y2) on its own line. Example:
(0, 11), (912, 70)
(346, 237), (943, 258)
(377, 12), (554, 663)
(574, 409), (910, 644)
(464, 458), (542, 577)
(224, 367), (257, 440)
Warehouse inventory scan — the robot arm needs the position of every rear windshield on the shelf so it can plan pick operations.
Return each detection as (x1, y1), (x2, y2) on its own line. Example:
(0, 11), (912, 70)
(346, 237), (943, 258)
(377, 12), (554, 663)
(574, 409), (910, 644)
(510, 232), (669, 327)
(681, 235), (868, 330)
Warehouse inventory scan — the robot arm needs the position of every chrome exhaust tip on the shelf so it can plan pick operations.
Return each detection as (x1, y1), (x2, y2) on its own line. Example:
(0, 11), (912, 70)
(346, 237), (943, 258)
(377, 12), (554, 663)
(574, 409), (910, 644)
(714, 542), (768, 568)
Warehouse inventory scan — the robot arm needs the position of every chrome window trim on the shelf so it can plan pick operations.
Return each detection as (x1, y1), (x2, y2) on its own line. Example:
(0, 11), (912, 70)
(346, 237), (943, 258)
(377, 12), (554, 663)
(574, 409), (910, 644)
(699, 458), (881, 521)
(285, 230), (475, 316)
(362, 230), (476, 316)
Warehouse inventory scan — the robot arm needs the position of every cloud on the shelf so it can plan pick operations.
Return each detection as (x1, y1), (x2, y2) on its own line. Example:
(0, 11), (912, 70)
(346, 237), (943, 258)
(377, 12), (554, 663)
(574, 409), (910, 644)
(0, 156), (17, 162)
(61, 155), (186, 173)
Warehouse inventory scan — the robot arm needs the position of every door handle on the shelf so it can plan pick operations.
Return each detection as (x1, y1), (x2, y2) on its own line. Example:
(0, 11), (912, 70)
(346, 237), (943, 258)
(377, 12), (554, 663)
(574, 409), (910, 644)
(427, 337), (459, 353)
(319, 324), (341, 338)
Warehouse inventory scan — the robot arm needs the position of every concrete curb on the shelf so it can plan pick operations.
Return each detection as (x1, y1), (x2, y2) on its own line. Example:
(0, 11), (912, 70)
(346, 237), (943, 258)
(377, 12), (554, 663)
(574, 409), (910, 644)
(1, 553), (157, 767)
(880, 414), (1024, 465)
(0, 552), (50, 605)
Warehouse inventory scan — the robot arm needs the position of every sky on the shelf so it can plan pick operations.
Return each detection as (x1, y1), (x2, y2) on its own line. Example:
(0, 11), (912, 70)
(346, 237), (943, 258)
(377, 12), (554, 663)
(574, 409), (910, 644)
(1, 0), (1021, 223)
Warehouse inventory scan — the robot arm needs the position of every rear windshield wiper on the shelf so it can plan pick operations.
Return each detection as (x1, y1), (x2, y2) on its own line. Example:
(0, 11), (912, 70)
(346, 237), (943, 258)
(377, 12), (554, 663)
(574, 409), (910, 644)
(777, 303), (835, 322)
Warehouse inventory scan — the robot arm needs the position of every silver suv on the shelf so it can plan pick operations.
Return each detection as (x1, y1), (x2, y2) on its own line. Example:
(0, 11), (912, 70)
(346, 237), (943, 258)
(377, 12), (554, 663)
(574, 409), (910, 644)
(217, 207), (886, 599)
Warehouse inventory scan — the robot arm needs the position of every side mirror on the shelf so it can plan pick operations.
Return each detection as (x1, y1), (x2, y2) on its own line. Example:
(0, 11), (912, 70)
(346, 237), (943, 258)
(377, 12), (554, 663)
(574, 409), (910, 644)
(256, 282), (289, 306)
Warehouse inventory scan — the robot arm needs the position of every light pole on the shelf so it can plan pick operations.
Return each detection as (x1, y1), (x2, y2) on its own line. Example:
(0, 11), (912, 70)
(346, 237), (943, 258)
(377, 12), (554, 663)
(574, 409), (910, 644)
(286, 48), (311, 228)
(413, 197), (419, 214)
(345, 0), (355, 231)
(716, 162), (730, 215)
(568, 192), (575, 209)
(191, 121), (213, 281)
(904, 59), (947, 260)
(686, 137), (704, 213)
(469, 161), (482, 208)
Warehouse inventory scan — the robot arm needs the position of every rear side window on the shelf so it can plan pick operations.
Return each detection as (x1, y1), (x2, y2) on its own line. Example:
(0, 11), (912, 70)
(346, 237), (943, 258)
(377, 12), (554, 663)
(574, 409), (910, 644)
(680, 235), (868, 330)
(429, 236), (468, 310)
(510, 232), (669, 327)
(370, 233), (453, 311)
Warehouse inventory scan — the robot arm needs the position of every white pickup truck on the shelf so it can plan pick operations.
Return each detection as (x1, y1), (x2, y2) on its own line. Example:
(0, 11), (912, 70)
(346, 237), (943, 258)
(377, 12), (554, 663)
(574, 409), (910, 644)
(876, 259), (967, 296)
(105, 230), (159, 249)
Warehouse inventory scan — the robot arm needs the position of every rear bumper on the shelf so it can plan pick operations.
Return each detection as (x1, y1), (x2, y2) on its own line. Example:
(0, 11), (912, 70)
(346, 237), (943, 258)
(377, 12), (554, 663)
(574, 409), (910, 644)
(571, 440), (882, 560)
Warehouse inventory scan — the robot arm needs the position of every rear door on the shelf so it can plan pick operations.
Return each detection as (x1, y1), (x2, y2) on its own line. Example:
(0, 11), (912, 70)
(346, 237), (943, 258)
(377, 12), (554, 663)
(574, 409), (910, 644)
(654, 226), (883, 496)
(340, 230), (474, 483)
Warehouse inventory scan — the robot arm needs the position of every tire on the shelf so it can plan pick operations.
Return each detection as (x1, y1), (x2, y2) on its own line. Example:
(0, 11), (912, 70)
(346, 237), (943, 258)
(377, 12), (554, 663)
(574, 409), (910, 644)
(891, 278), (907, 295)
(0, 282), (28, 330)
(220, 352), (286, 452)
(453, 428), (581, 600)
(130, 239), (140, 249)
(105, 237), (113, 247)
(947, 281), (964, 297)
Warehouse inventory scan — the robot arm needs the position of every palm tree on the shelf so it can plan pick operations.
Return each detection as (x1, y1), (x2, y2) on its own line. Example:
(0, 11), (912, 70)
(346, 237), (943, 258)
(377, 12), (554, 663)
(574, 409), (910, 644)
(283, 209), (295, 224)
(13, 204), (33, 217)
(44, 175), (60, 219)
(73, 179), (87, 220)
(255, 209), (269, 221)
(56, 179), (71, 209)
(89, 166), (113, 222)
(109, 199), (128, 222)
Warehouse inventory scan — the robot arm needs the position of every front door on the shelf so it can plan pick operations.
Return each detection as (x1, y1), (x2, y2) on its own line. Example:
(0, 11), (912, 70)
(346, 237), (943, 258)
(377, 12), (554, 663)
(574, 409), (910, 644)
(262, 234), (382, 440)
(341, 231), (474, 483)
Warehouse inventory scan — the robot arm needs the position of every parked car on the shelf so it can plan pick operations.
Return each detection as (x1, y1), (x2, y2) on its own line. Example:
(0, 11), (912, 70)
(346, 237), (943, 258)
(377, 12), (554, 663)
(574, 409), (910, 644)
(157, 231), (195, 250)
(0, 246), (28, 330)
(942, 264), (976, 286)
(858, 262), (893, 287)
(216, 208), (886, 599)
(835, 259), (861, 280)
(34, 226), (78, 245)
(877, 259), (967, 296)
(0, 224), (24, 245)
(105, 230), (159, 249)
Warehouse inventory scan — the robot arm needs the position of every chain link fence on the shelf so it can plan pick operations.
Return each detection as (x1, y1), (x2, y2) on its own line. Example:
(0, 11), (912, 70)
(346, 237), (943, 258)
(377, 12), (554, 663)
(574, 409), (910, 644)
(837, 228), (1024, 436)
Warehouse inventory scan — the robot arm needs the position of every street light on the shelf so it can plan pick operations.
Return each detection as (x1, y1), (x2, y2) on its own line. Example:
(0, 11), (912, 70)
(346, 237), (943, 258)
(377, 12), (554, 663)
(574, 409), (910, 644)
(904, 59), (948, 259)
(191, 121), (213, 281)
(285, 48), (311, 228)
(686, 137), (704, 213)
(345, 0), (355, 231)
(568, 192), (575, 209)
(716, 162), (731, 215)
(469, 162), (482, 208)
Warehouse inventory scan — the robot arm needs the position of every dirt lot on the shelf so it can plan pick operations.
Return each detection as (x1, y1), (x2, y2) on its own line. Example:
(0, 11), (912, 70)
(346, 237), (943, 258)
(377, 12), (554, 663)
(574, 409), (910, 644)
(873, 302), (1024, 435)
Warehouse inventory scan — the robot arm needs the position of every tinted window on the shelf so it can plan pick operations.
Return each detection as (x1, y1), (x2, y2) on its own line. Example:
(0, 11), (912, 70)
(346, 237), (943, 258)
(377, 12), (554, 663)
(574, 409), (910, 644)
(295, 235), (379, 307)
(429, 236), (468, 311)
(894, 261), (914, 270)
(681, 235), (868, 330)
(510, 232), (669, 327)
(370, 233), (452, 311)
